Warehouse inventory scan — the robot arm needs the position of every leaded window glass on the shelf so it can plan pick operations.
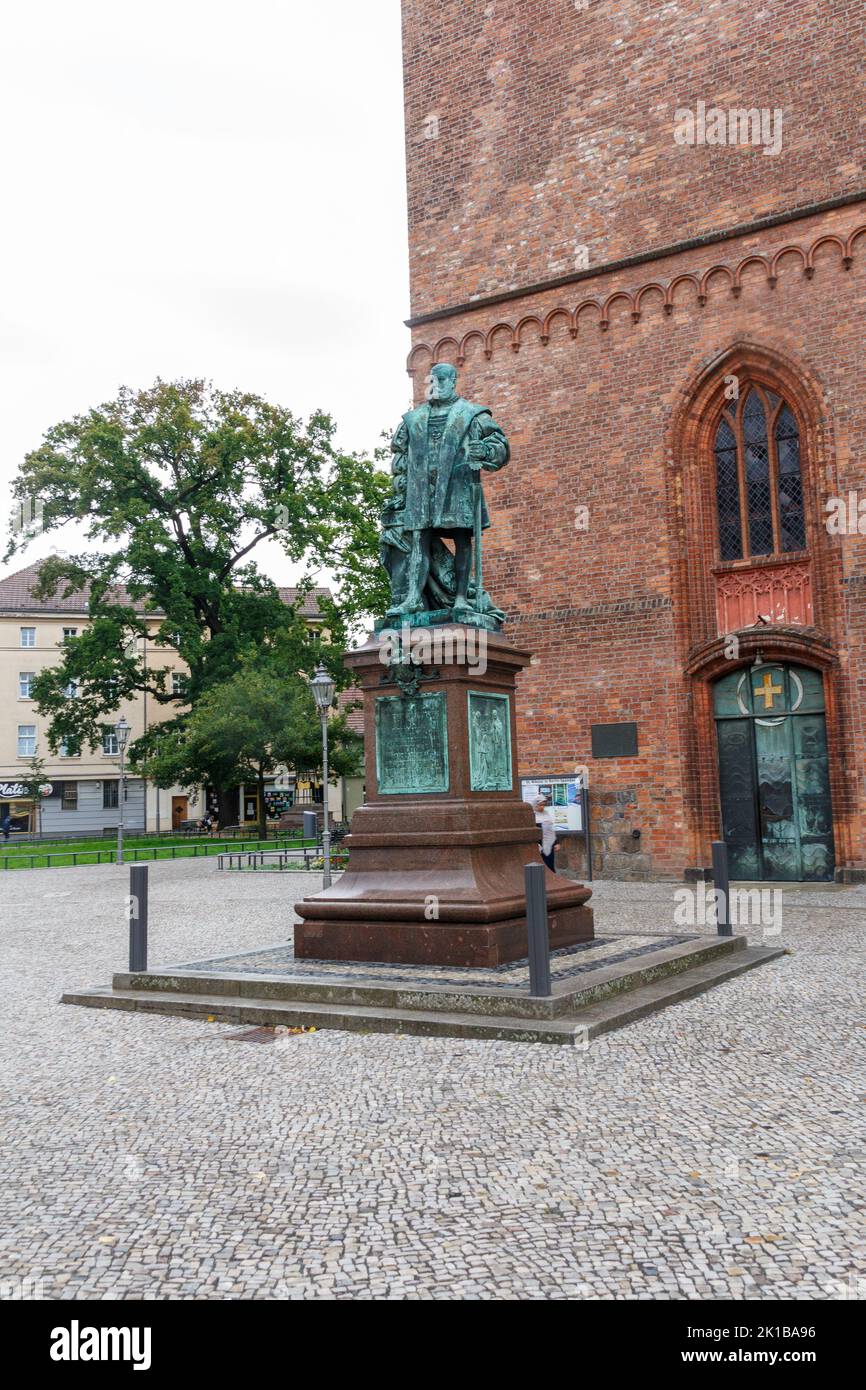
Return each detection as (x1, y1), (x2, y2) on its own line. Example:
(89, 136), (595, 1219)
(713, 387), (806, 561)
(743, 392), (773, 555)
(776, 406), (806, 551)
(714, 418), (742, 560)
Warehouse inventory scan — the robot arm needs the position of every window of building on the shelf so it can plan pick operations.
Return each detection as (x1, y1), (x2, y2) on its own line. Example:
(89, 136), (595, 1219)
(714, 386), (807, 561)
(171, 673), (189, 697)
(17, 724), (36, 757)
(62, 627), (78, 642)
(102, 727), (119, 756)
(62, 783), (78, 811)
(59, 738), (81, 758)
(103, 780), (119, 809)
(20, 627), (36, 648)
(19, 672), (35, 699)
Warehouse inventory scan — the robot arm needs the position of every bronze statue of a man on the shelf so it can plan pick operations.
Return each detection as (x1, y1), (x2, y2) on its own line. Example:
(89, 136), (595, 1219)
(383, 364), (509, 622)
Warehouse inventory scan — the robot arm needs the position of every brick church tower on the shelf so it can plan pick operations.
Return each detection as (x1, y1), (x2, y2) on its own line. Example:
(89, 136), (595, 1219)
(399, 0), (866, 881)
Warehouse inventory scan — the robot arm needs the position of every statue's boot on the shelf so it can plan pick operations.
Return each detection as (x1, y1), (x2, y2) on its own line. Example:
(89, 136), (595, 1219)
(387, 595), (426, 619)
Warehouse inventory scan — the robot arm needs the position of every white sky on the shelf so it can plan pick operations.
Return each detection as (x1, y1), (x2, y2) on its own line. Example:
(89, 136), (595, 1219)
(0, 0), (411, 586)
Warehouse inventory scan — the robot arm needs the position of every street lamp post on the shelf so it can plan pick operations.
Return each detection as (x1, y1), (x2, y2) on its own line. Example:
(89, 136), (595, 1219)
(310, 663), (335, 889)
(115, 716), (131, 866)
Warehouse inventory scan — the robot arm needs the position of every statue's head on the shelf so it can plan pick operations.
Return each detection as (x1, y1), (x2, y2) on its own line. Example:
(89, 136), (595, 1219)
(426, 363), (457, 404)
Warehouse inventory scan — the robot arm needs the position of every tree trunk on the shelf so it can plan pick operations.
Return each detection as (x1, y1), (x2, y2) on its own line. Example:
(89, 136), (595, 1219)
(216, 784), (234, 830)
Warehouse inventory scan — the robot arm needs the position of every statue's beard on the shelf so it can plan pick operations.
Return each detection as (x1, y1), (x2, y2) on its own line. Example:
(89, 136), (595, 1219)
(431, 389), (455, 405)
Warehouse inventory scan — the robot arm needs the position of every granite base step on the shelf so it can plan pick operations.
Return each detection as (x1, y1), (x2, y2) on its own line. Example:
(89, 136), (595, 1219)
(104, 933), (749, 1020)
(62, 944), (786, 1045)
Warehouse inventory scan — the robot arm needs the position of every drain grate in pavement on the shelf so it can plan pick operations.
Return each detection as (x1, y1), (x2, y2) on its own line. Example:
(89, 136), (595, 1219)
(224, 1026), (317, 1044)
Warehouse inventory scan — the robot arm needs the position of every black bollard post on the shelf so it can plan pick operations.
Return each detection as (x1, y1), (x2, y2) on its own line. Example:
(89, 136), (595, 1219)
(582, 785), (593, 882)
(711, 840), (732, 937)
(525, 862), (552, 996)
(128, 863), (148, 971)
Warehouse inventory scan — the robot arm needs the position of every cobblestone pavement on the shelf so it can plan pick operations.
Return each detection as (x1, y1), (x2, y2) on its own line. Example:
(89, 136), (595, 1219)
(0, 860), (864, 1300)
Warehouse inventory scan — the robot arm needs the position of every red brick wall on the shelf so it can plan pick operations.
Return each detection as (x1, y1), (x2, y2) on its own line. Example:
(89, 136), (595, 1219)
(402, 0), (866, 318)
(406, 207), (866, 877)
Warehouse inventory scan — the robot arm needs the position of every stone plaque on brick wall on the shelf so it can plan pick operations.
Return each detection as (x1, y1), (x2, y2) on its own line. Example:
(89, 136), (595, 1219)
(375, 691), (449, 794)
(591, 722), (639, 759)
(468, 691), (512, 791)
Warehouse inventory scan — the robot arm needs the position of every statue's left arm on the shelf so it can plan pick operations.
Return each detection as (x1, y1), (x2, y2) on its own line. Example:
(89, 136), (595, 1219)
(391, 418), (409, 471)
(467, 411), (509, 472)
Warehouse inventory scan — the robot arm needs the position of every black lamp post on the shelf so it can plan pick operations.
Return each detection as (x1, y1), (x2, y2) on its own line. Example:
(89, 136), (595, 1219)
(115, 716), (131, 865)
(310, 663), (335, 888)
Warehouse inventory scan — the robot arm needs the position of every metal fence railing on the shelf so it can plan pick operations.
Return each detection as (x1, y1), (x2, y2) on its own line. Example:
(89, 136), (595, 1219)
(0, 833), (313, 872)
(218, 848), (320, 871)
(1, 823), (351, 872)
(4, 824), (286, 847)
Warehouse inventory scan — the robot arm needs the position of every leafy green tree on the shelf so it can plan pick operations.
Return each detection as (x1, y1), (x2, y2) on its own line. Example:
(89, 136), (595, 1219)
(6, 378), (378, 795)
(320, 445), (393, 633)
(20, 756), (51, 835)
(158, 667), (361, 839)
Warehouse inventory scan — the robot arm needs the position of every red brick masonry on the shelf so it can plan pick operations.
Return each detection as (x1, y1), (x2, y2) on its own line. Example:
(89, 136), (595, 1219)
(399, 1), (866, 879)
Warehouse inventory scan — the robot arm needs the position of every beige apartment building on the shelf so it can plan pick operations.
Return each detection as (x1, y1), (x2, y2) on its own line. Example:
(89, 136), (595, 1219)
(0, 561), (361, 836)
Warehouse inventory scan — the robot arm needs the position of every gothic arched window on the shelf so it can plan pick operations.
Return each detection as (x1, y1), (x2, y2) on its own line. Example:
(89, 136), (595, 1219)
(714, 387), (807, 561)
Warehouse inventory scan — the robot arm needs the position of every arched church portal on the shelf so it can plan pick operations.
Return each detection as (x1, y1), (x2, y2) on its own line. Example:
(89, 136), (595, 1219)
(713, 662), (834, 881)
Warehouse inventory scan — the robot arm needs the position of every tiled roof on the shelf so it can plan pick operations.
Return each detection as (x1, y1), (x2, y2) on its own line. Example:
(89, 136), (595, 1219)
(277, 586), (331, 619)
(0, 562), (332, 619)
(0, 561), (153, 614)
(337, 686), (365, 734)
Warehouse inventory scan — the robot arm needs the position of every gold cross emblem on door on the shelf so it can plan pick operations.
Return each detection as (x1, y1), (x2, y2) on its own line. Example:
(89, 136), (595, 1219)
(754, 671), (783, 710)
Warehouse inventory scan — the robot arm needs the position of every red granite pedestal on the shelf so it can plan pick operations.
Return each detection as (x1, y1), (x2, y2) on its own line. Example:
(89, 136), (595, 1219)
(294, 627), (594, 967)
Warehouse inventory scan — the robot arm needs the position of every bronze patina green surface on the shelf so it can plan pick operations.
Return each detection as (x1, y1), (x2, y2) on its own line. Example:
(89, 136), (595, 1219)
(375, 690), (449, 794)
(468, 690), (512, 791)
(379, 362), (509, 629)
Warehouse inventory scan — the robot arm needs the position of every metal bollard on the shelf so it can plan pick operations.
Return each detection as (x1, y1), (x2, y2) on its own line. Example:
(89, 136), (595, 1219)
(525, 862), (552, 996)
(128, 863), (148, 971)
(582, 785), (594, 882)
(711, 840), (732, 937)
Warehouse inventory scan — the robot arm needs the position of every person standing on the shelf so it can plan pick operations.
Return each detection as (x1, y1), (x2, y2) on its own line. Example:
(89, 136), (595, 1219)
(533, 795), (557, 872)
(1, 812), (12, 844)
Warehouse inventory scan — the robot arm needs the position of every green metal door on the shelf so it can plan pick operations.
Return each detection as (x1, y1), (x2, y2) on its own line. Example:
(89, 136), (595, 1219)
(713, 663), (834, 881)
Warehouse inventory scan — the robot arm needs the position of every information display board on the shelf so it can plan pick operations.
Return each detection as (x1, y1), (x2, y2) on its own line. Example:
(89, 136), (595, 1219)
(264, 787), (294, 818)
(520, 773), (586, 834)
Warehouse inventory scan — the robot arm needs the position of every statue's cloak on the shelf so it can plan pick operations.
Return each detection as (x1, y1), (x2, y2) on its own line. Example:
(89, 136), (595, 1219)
(401, 398), (502, 531)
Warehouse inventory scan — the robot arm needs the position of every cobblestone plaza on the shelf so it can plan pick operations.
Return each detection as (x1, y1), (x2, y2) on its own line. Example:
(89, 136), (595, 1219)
(1, 861), (863, 1300)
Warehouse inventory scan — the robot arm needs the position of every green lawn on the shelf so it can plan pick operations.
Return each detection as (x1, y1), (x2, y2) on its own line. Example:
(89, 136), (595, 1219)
(0, 831), (319, 871)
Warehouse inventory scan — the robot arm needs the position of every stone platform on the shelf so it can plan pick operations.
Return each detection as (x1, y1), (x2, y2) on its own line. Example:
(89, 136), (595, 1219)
(62, 930), (784, 1045)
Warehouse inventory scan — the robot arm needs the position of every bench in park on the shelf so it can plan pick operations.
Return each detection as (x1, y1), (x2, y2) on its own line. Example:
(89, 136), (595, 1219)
(217, 847), (322, 871)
